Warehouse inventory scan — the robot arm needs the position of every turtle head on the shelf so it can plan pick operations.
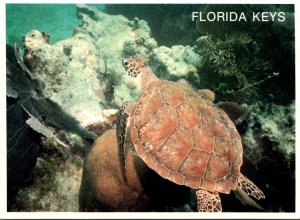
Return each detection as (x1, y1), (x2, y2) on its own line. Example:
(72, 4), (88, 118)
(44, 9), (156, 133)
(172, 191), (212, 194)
(122, 57), (146, 78)
(122, 57), (158, 90)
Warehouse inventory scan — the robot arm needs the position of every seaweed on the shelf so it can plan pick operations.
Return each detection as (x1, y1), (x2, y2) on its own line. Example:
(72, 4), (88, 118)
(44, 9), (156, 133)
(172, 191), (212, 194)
(195, 33), (277, 102)
(22, 106), (70, 149)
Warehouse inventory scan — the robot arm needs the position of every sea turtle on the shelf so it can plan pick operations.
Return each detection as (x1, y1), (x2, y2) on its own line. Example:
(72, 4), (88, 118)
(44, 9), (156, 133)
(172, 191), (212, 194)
(117, 57), (265, 212)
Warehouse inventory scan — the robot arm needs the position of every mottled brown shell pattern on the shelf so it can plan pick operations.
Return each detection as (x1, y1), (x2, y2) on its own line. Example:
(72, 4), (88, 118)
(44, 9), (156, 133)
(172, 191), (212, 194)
(130, 80), (243, 194)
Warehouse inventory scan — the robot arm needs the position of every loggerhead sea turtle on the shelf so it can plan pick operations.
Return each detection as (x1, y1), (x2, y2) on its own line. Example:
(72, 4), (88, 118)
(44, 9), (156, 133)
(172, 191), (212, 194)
(116, 57), (265, 212)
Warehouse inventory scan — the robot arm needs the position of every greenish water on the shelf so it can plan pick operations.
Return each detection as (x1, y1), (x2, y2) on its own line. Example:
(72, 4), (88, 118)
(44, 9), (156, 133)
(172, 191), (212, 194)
(6, 4), (105, 45)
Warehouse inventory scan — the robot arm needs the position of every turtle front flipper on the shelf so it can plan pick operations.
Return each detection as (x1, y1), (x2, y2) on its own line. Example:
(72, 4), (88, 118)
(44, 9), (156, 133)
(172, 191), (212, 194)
(198, 89), (215, 101)
(177, 79), (215, 101)
(177, 79), (193, 88)
(196, 190), (222, 212)
(116, 102), (132, 181)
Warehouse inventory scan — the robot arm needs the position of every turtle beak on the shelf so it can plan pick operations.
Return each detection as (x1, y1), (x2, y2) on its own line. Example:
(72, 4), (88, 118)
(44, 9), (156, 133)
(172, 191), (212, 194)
(122, 59), (130, 75)
(122, 57), (129, 68)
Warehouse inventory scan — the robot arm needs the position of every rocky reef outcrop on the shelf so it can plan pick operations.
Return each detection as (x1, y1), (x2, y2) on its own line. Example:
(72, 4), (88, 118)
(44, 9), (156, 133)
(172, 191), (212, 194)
(241, 101), (295, 212)
(19, 4), (205, 128)
(21, 4), (154, 126)
(149, 45), (202, 86)
(105, 4), (201, 46)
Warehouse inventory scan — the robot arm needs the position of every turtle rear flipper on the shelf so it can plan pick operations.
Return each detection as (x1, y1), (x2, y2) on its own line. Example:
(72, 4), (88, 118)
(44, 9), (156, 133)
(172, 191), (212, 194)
(234, 186), (264, 210)
(234, 173), (265, 210)
(116, 102), (132, 181)
(238, 173), (265, 200)
(196, 190), (222, 212)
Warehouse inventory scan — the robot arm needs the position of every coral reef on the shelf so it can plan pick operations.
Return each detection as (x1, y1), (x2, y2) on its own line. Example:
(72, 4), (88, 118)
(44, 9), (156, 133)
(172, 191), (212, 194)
(6, 43), (96, 207)
(9, 108), (118, 212)
(73, 4), (157, 107)
(21, 4), (157, 129)
(7, 43), (97, 141)
(149, 45), (202, 86)
(7, 40), (118, 209)
(23, 29), (113, 127)
(230, 100), (295, 212)
(243, 101), (295, 165)
(7, 3), (295, 213)
(10, 153), (83, 211)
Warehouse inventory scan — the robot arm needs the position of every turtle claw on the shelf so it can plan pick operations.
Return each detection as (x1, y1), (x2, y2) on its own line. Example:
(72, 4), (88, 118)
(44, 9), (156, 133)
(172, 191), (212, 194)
(116, 102), (130, 181)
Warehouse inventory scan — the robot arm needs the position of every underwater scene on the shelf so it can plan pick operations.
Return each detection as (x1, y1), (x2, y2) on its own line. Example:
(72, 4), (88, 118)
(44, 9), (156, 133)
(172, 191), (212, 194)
(6, 4), (295, 212)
